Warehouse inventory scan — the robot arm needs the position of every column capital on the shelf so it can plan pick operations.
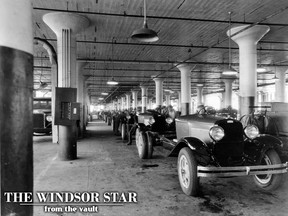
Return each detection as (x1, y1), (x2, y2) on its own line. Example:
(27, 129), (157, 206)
(175, 63), (194, 72)
(229, 25), (270, 44)
(152, 76), (165, 83)
(221, 78), (235, 84)
(43, 12), (90, 36)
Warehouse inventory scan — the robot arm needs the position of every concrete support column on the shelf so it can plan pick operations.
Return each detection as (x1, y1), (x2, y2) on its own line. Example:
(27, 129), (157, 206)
(121, 96), (126, 110)
(176, 64), (193, 115)
(76, 62), (86, 138)
(196, 85), (204, 106)
(118, 98), (122, 111)
(126, 93), (131, 110)
(230, 25), (270, 116)
(165, 94), (171, 106)
(275, 69), (286, 102)
(140, 86), (148, 112)
(0, 1), (34, 215)
(153, 77), (164, 108)
(177, 91), (182, 112)
(43, 12), (90, 161)
(222, 78), (235, 107)
(149, 98), (153, 109)
(131, 90), (138, 110)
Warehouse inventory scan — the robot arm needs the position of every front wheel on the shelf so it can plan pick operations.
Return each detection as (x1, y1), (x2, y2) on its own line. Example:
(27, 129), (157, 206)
(146, 131), (154, 159)
(178, 147), (199, 196)
(135, 128), (148, 159)
(253, 149), (283, 191)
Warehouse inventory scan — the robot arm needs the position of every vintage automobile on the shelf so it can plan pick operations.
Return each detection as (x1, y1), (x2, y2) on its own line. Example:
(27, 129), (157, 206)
(33, 97), (52, 135)
(135, 108), (177, 159)
(136, 111), (288, 196)
(120, 111), (137, 141)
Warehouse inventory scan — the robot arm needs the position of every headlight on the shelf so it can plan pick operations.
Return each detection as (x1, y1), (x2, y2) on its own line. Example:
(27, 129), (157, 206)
(166, 117), (173, 124)
(209, 126), (224, 141)
(148, 117), (155, 125)
(46, 115), (52, 122)
(244, 125), (259, 139)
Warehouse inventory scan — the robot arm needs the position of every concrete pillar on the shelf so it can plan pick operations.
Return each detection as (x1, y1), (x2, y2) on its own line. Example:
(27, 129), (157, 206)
(176, 64), (193, 115)
(43, 12), (90, 161)
(121, 96), (126, 110)
(230, 24), (270, 116)
(131, 90), (138, 110)
(126, 93), (131, 110)
(177, 91), (181, 112)
(76, 62), (86, 138)
(153, 77), (164, 108)
(222, 78), (235, 107)
(140, 86), (148, 112)
(275, 69), (286, 102)
(165, 94), (171, 106)
(149, 98), (153, 109)
(0, 1), (33, 215)
(196, 85), (204, 106)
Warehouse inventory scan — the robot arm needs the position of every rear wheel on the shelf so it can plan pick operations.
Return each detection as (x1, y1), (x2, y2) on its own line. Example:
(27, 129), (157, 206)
(146, 131), (154, 159)
(135, 128), (148, 159)
(253, 149), (283, 191)
(178, 147), (199, 196)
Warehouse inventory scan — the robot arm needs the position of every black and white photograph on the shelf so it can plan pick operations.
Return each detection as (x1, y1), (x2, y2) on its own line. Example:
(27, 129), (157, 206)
(1, 0), (288, 215)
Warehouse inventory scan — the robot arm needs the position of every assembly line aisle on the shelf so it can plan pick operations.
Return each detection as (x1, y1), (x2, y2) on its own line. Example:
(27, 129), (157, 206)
(33, 119), (288, 216)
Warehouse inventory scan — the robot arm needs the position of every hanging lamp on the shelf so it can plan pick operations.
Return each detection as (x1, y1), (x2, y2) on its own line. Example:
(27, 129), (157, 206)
(107, 39), (119, 85)
(222, 12), (237, 76)
(107, 77), (119, 85)
(131, 0), (159, 42)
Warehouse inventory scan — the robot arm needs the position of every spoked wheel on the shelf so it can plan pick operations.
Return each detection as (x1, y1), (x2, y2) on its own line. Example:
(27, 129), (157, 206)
(146, 131), (154, 159)
(253, 149), (283, 190)
(178, 147), (199, 196)
(135, 128), (148, 159)
(121, 123), (127, 141)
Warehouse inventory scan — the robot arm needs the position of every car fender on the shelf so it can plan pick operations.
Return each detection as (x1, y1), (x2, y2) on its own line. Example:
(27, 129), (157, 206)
(253, 134), (284, 162)
(136, 123), (148, 131)
(168, 137), (211, 165)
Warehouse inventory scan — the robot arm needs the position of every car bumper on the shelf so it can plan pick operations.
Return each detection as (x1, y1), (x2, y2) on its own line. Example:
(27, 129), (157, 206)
(197, 162), (288, 177)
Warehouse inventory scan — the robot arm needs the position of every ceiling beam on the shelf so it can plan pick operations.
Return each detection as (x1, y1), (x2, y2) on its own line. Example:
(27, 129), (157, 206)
(33, 7), (288, 27)
(41, 38), (288, 52)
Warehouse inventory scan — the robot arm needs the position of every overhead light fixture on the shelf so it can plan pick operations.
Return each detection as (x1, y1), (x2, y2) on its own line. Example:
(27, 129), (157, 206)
(101, 92), (109, 95)
(272, 74), (279, 81)
(107, 39), (119, 85)
(222, 12), (237, 76)
(107, 77), (118, 85)
(131, 0), (159, 42)
(99, 97), (104, 100)
(256, 67), (267, 73)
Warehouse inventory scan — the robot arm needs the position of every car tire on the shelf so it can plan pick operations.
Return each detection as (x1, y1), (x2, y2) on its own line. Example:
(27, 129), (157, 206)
(135, 128), (148, 159)
(121, 123), (127, 141)
(178, 147), (199, 196)
(253, 149), (283, 191)
(146, 131), (154, 159)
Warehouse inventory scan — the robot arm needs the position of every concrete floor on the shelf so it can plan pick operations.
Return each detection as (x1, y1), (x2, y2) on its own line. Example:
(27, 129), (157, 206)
(33, 120), (288, 216)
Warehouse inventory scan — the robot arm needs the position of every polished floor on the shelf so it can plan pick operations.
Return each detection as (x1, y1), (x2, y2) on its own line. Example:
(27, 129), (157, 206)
(33, 120), (288, 216)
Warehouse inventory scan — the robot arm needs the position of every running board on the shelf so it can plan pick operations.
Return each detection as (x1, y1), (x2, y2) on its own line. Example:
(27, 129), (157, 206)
(197, 162), (288, 177)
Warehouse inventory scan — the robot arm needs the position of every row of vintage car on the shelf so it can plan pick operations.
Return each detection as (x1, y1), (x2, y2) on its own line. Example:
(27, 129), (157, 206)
(105, 105), (288, 196)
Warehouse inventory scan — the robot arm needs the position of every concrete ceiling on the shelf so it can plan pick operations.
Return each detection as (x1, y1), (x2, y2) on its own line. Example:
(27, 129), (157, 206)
(32, 0), (288, 104)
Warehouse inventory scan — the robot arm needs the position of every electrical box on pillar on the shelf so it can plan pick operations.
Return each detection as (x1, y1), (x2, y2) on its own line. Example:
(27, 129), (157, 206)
(54, 87), (80, 125)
